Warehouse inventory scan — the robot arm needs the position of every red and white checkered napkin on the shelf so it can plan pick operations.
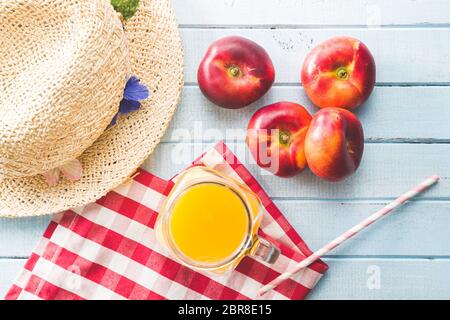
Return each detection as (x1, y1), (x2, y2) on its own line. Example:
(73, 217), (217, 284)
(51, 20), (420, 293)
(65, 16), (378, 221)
(5, 142), (328, 300)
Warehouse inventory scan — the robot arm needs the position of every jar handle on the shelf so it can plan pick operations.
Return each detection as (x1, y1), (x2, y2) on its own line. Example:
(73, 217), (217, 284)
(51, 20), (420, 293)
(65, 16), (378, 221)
(249, 237), (280, 264)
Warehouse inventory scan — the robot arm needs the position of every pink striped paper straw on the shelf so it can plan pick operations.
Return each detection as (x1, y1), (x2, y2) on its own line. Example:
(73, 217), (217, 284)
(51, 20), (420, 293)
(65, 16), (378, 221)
(259, 175), (440, 296)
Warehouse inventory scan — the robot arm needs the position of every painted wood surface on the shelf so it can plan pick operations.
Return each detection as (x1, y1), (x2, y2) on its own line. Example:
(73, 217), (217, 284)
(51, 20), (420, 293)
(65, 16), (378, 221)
(174, 0), (450, 27)
(310, 258), (450, 300)
(2, 258), (450, 300)
(1, 200), (449, 258)
(166, 86), (450, 142)
(181, 28), (450, 84)
(143, 143), (450, 199)
(1, 0), (449, 299)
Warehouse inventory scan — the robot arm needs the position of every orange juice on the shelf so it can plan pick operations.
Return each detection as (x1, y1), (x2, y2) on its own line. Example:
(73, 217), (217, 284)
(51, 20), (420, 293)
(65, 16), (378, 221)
(155, 166), (279, 275)
(169, 183), (249, 264)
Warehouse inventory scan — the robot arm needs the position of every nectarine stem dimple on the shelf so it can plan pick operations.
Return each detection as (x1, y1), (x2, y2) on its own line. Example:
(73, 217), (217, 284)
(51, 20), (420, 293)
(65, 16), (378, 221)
(278, 130), (291, 146)
(336, 67), (349, 80)
(227, 65), (243, 78)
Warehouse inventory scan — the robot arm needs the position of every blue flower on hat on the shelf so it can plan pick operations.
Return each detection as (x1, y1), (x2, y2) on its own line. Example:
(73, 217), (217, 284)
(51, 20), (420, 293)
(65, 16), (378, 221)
(111, 76), (150, 126)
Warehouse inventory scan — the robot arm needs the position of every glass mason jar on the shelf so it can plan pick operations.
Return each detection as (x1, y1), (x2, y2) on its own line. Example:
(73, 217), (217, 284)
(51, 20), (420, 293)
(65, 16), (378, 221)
(155, 166), (280, 276)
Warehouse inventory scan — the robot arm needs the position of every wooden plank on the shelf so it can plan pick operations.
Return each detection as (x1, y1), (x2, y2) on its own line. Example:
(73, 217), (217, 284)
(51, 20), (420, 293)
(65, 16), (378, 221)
(181, 28), (450, 84)
(164, 86), (450, 142)
(1, 201), (449, 257)
(281, 201), (450, 256)
(0, 216), (50, 258)
(1, 258), (449, 299)
(174, 0), (450, 27)
(310, 258), (450, 300)
(0, 259), (25, 298)
(143, 142), (450, 199)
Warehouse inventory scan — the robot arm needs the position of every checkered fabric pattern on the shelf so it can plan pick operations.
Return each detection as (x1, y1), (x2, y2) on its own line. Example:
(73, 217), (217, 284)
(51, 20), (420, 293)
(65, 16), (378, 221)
(5, 142), (328, 300)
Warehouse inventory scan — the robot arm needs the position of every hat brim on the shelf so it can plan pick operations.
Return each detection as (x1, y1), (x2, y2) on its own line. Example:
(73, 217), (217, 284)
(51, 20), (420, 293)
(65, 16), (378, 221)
(0, 0), (184, 217)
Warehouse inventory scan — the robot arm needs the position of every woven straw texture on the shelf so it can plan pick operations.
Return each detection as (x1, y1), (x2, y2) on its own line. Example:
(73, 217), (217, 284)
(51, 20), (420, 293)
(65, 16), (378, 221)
(0, 0), (184, 217)
(0, 0), (129, 178)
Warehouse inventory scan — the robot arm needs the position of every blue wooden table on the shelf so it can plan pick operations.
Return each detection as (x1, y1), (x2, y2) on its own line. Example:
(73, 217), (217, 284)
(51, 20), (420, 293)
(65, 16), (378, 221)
(1, 0), (450, 299)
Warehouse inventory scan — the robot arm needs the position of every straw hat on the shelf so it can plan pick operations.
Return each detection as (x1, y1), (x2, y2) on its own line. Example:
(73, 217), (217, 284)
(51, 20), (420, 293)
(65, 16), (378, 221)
(0, 0), (184, 217)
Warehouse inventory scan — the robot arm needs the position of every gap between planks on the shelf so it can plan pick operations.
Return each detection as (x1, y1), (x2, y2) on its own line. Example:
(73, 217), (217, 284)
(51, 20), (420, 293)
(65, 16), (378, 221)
(184, 82), (450, 87)
(160, 140), (450, 145)
(180, 24), (450, 30)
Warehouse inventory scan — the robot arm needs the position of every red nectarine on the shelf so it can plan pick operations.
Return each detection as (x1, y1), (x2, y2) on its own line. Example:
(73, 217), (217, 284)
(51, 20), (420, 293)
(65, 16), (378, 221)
(247, 102), (312, 177)
(301, 37), (376, 110)
(198, 36), (275, 109)
(305, 108), (364, 181)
